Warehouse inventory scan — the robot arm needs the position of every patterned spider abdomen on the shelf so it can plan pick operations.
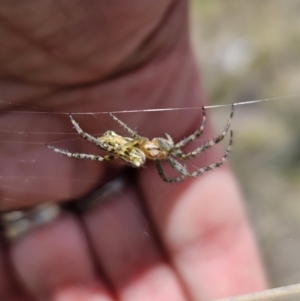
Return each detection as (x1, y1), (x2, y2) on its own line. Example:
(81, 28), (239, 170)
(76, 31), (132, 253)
(98, 130), (146, 167)
(122, 147), (146, 167)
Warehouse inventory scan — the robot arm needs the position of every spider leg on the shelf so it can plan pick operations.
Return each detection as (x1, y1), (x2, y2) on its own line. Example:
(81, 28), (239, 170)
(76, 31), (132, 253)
(109, 113), (139, 138)
(155, 159), (186, 183)
(167, 156), (189, 176)
(173, 106), (206, 149)
(69, 114), (106, 149)
(186, 130), (233, 177)
(45, 144), (116, 161)
(163, 132), (174, 144)
(157, 130), (232, 183)
(175, 104), (234, 160)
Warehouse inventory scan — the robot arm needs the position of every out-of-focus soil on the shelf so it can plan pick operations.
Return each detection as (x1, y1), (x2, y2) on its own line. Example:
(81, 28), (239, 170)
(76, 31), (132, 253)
(190, 0), (300, 287)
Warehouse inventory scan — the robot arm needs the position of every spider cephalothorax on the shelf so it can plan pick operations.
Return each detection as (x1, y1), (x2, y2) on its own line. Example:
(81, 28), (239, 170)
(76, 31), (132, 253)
(46, 105), (234, 183)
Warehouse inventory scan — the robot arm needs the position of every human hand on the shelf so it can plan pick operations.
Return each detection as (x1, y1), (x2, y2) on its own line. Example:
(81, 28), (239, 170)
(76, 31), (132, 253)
(0, 0), (266, 300)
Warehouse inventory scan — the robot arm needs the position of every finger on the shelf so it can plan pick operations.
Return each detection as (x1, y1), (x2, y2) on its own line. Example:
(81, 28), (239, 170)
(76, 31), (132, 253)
(0, 113), (105, 211)
(0, 0), (173, 85)
(0, 242), (34, 301)
(139, 125), (267, 300)
(0, 0), (192, 213)
(9, 213), (114, 301)
(82, 179), (189, 301)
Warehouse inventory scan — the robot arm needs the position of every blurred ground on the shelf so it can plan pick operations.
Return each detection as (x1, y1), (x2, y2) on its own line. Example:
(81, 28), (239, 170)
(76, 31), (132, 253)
(190, 0), (300, 288)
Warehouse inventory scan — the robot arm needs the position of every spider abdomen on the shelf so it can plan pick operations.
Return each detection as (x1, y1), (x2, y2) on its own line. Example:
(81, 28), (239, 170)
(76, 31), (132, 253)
(98, 131), (146, 167)
(120, 147), (146, 167)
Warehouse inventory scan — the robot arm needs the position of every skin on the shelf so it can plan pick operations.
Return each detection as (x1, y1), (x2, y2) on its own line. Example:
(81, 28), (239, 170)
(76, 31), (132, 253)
(0, 0), (267, 300)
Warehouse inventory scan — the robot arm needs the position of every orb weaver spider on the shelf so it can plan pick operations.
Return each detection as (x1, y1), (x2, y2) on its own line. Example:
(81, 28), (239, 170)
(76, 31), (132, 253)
(46, 105), (234, 183)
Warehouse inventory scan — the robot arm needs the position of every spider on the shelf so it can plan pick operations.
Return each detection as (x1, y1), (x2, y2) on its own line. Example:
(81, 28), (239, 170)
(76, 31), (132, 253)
(46, 105), (234, 183)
